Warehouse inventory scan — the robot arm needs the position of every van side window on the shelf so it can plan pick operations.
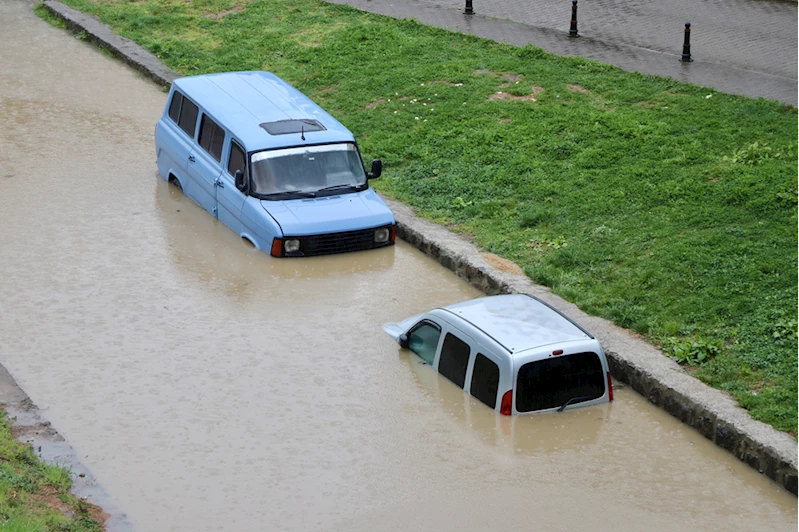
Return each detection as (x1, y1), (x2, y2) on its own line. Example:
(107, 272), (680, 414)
(228, 141), (246, 177)
(408, 321), (441, 365)
(177, 97), (199, 139)
(470, 353), (499, 408)
(199, 114), (225, 162)
(168, 92), (182, 123)
(438, 333), (470, 388)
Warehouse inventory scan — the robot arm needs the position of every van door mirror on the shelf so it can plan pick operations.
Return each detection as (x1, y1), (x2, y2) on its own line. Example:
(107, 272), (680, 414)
(367, 159), (382, 180)
(399, 333), (409, 349)
(235, 169), (246, 192)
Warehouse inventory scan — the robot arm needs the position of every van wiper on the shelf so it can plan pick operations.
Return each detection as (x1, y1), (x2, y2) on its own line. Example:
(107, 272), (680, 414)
(316, 183), (366, 193)
(557, 395), (594, 412)
(263, 190), (316, 198)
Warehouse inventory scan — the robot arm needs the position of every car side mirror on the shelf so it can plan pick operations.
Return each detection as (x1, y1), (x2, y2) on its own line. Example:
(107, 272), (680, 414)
(367, 159), (382, 180)
(399, 333), (409, 349)
(235, 169), (246, 192)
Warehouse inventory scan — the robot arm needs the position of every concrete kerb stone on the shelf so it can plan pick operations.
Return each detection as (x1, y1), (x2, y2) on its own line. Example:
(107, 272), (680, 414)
(40, 0), (798, 495)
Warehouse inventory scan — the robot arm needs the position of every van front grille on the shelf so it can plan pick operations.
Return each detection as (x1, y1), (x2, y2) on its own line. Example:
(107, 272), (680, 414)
(289, 225), (394, 257)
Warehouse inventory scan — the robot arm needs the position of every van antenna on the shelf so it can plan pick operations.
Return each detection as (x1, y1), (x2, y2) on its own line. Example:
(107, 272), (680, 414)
(301, 125), (305, 141)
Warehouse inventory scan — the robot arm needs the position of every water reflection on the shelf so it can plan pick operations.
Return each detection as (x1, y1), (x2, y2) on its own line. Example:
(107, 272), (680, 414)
(154, 177), (396, 300)
(399, 348), (606, 456)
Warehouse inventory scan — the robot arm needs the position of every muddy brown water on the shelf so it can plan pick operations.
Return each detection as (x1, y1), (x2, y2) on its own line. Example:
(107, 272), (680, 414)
(0, 2), (796, 530)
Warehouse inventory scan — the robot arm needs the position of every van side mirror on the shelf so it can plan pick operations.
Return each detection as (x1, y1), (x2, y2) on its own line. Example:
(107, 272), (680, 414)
(367, 159), (382, 180)
(235, 169), (246, 192)
(399, 333), (409, 349)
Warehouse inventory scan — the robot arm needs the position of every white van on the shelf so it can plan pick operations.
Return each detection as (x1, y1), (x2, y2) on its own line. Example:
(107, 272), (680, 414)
(383, 294), (613, 415)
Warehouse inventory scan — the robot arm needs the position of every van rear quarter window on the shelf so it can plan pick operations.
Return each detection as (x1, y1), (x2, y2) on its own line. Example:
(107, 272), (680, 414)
(177, 97), (199, 138)
(438, 333), (470, 389)
(470, 353), (499, 408)
(168, 92), (182, 123)
(516, 352), (605, 412)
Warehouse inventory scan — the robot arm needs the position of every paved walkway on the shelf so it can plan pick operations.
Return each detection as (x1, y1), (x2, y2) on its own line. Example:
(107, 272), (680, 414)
(327, 0), (798, 105)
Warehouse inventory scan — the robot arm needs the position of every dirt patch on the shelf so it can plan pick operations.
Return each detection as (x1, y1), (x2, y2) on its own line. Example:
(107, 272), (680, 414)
(488, 86), (544, 102)
(566, 84), (592, 95)
(317, 87), (336, 94)
(481, 253), (525, 275)
(11, 421), (63, 441)
(363, 98), (386, 109)
(500, 118), (512, 124)
(205, 2), (246, 18)
(634, 100), (659, 108)
(473, 70), (524, 88)
(30, 486), (109, 528)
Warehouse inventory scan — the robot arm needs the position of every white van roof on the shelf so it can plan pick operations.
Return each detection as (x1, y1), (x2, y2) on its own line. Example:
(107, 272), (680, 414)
(441, 294), (593, 354)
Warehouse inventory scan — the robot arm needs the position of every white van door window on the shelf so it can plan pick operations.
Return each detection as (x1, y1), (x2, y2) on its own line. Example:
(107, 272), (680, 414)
(516, 352), (605, 412)
(408, 321), (441, 365)
(470, 353), (500, 408)
(438, 333), (470, 389)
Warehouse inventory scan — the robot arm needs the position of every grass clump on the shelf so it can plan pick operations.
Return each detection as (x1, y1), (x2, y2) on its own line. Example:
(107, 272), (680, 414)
(0, 410), (103, 531)
(45, 0), (797, 433)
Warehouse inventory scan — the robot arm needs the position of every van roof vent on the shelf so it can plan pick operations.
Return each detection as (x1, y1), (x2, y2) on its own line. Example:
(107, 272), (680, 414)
(260, 119), (326, 135)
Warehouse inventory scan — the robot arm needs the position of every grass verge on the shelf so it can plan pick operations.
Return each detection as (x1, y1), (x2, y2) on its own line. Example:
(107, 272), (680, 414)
(0, 409), (103, 531)
(42, 0), (797, 433)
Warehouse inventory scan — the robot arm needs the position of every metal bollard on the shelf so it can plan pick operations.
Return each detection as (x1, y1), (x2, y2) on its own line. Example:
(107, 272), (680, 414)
(680, 22), (693, 62)
(569, 0), (579, 38)
(464, 0), (474, 15)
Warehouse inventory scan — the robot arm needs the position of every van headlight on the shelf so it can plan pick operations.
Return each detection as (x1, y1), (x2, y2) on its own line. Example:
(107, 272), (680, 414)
(284, 239), (301, 253)
(374, 228), (390, 243)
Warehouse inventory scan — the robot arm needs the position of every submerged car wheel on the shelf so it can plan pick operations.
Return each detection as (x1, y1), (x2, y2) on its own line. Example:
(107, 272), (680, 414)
(169, 176), (183, 192)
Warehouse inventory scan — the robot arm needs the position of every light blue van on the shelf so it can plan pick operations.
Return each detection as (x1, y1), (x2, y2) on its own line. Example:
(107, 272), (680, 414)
(155, 71), (395, 257)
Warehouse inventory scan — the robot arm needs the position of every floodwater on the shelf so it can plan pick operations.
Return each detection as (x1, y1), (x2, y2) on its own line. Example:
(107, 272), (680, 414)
(0, 2), (796, 531)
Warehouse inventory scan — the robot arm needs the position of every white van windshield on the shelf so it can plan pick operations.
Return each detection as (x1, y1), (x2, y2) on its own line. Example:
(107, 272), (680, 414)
(516, 352), (605, 412)
(250, 143), (367, 197)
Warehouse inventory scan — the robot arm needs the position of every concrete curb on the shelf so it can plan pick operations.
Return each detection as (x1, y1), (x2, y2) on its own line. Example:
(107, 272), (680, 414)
(40, 0), (797, 495)
(0, 365), (134, 531)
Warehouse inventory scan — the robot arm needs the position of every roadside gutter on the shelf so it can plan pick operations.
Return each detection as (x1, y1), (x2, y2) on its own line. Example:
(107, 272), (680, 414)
(40, 0), (798, 496)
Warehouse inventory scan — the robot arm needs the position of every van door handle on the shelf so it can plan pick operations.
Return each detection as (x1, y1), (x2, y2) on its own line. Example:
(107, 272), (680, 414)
(188, 155), (196, 163)
(215, 178), (224, 189)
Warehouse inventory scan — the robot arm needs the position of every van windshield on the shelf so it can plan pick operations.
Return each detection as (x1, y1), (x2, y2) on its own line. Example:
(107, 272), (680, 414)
(250, 143), (367, 199)
(515, 352), (605, 412)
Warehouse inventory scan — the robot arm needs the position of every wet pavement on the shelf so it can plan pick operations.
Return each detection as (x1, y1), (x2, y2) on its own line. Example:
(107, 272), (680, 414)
(326, 0), (798, 105)
(1, 1), (797, 531)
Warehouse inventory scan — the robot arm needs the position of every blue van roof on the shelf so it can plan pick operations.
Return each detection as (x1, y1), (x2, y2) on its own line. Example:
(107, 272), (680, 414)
(172, 71), (356, 152)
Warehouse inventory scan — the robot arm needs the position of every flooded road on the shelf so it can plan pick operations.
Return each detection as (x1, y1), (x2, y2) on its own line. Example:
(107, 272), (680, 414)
(0, 1), (796, 530)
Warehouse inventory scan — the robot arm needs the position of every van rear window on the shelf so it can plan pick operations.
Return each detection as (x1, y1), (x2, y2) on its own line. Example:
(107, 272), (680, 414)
(515, 352), (605, 413)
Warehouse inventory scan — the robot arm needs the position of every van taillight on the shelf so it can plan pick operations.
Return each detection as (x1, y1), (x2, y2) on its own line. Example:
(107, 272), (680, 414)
(607, 372), (614, 402)
(270, 238), (283, 257)
(500, 390), (513, 415)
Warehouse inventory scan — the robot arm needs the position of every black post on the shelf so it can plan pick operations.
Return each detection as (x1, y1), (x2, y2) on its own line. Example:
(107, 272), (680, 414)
(680, 22), (693, 62)
(569, 1), (579, 38)
(464, 0), (474, 15)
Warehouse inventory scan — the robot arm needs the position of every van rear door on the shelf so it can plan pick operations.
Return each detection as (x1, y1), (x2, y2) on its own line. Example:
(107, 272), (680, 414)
(514, 351), (607, 413)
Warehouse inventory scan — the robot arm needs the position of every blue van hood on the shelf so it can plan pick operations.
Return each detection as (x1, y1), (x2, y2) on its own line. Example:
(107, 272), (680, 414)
(261, 188), (394, 236)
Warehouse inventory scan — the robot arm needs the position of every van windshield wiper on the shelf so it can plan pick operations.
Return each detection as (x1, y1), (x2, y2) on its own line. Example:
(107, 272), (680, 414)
(316, 183), (366, 193)
(557, 395), (594, 412)
(262, 190), (316, 198)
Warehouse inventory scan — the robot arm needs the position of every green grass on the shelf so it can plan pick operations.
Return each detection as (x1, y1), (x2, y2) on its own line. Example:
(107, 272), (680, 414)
(43, 0), (798, 433)
(0, 410), (102, 531)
